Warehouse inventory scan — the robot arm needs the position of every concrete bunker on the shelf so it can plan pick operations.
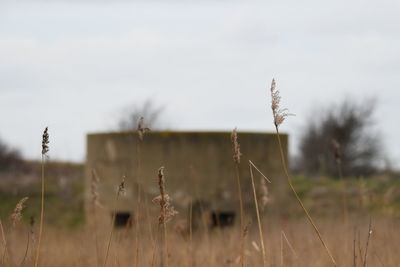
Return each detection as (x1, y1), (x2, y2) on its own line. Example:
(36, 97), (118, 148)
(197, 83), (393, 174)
(85, 131), (288, 228)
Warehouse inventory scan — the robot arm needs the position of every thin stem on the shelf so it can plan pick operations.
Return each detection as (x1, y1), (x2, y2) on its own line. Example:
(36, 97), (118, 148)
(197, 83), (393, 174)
(249, 161), (267, 267)
(34, 154), (45, 267)
(0, 219), (11, 267)
(281, 231), (298, 259)
(189, 200), (193, 267)
(363, 218), (372, 267)
(234, 164), (245, 267)
(103, 194), (120, 267)
(134, 140), (142, 267)
(163, 219), (168, 267)
(353, 227), (357, 267)
(274, 127), (337, 266)
(144, 193), (156, 267)
(19, 229), (30, 267)
(93, 207), (101, 267)
(280, 230), (284, 267)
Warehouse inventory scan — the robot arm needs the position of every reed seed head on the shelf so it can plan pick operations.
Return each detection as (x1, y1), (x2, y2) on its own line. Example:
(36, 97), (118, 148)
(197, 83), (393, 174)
(231, 128), (242, 164)
(270, 79), (291, 128)
(42, 127), (49, 155)
(90, 169), (102, 208)
(10, 197), (28, 227)
(153, 166), (178, 224)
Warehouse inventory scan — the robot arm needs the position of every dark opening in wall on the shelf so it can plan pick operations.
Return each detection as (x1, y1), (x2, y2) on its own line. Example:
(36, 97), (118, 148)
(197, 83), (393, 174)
(211, 211), (235, 228)
(113, 212), (132, 228)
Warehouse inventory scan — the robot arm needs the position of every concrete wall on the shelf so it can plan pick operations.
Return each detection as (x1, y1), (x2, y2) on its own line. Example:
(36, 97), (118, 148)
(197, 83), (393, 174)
(85, 131), (288, 225)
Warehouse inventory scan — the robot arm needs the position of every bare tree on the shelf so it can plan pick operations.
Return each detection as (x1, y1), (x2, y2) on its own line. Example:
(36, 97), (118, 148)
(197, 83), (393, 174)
(118, 100), (165, 131)
(297, 99), (382, 177)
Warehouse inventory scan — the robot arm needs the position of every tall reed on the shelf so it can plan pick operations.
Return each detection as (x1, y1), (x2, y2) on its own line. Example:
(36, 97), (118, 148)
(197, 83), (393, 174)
(103, 177), (126, 267)
(134, 117), (150, 267)
(363, 218), (372, 267)
(153, 167), (177, 267)
(231, 128), (245, 267)
(269, 79), (337, 266)
(90, 169), (101, 267)
(249, 160), (271, 267)
(0, 219), (11, 267)
(34, 127), (49, 267)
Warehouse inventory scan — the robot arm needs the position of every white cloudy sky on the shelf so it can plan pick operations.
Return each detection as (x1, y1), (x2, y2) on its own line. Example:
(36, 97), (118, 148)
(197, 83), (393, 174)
(0, 0), (399, 166)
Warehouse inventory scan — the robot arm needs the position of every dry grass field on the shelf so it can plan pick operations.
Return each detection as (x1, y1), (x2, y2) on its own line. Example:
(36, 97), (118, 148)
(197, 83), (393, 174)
(1, 81), (399, 267)
(2, 216), (399, 266)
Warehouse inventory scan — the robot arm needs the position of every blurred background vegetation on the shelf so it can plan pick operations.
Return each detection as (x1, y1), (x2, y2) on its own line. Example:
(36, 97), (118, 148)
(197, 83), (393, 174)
(0, 98), (399, 228)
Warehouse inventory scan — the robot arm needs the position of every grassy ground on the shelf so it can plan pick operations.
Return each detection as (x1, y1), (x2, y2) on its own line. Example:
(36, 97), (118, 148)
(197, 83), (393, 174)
(2, 215), (398, 266)
(1, 162), (400, 266)
(0, 161), (85, 228)
(1, 162), (400, 227)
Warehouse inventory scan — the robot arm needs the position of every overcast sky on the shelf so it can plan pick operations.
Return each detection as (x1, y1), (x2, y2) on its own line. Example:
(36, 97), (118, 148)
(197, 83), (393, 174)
(0, 0), (399, 167)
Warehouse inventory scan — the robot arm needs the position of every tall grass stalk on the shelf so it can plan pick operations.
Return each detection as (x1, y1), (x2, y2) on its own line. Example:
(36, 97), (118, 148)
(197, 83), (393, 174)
(363, 218), (372, 267)
(249, 160), (270, 267)
(103, 177), (125, 267)
(153, 167), (177, 267)
(231, 128), (245, 267)
(34, 127), (49, 267)
(0, 219), (11, 267)
(134, 117), (148, 267)
(269, 79), (337, 266)
(145, 192), (157, 267)
(90, 169), (101, 267)
(157, 167), (168, 267)
(281, 230), (298, 259)
(353, 228), (357, 267)
(189, 199), (193, 267)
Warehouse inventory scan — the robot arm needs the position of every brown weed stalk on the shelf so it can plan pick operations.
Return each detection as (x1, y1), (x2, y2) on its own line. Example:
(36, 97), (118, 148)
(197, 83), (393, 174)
(363, 218), (372, 267)
(10, 197), (29, 228)
(34, 127), (49, 267)
(231, 128), (245, 267)
(91, 169), (101, 267)
(0, 219), (11, 267)
(249, 160), (271, 267)
(19, 217), (34, 267)
(269, 79), (337, 266)
(134, 117), (150, 267)
(153, 167), (177, 267)
(103, 177), (126, 267)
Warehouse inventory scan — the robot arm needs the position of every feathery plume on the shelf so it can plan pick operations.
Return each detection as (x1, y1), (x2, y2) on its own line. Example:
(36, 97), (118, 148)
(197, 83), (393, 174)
(153, 167), (178, 225)
(90, 169), (102, 208)
(41, 127), (49, 155)
(10, 197), (28, 227)
(231, 128), (242, 164)
(270, 79), (292, 127)
(269, 79), (337, 266)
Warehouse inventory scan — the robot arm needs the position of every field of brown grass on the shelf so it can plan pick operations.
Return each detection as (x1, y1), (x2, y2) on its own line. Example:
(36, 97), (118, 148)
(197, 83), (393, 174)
(2, 216), (398, 266)
(1, 81), (399, 267)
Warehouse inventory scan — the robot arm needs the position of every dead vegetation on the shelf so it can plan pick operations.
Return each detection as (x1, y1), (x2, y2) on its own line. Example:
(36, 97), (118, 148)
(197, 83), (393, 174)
(0, 80), (398, 267)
